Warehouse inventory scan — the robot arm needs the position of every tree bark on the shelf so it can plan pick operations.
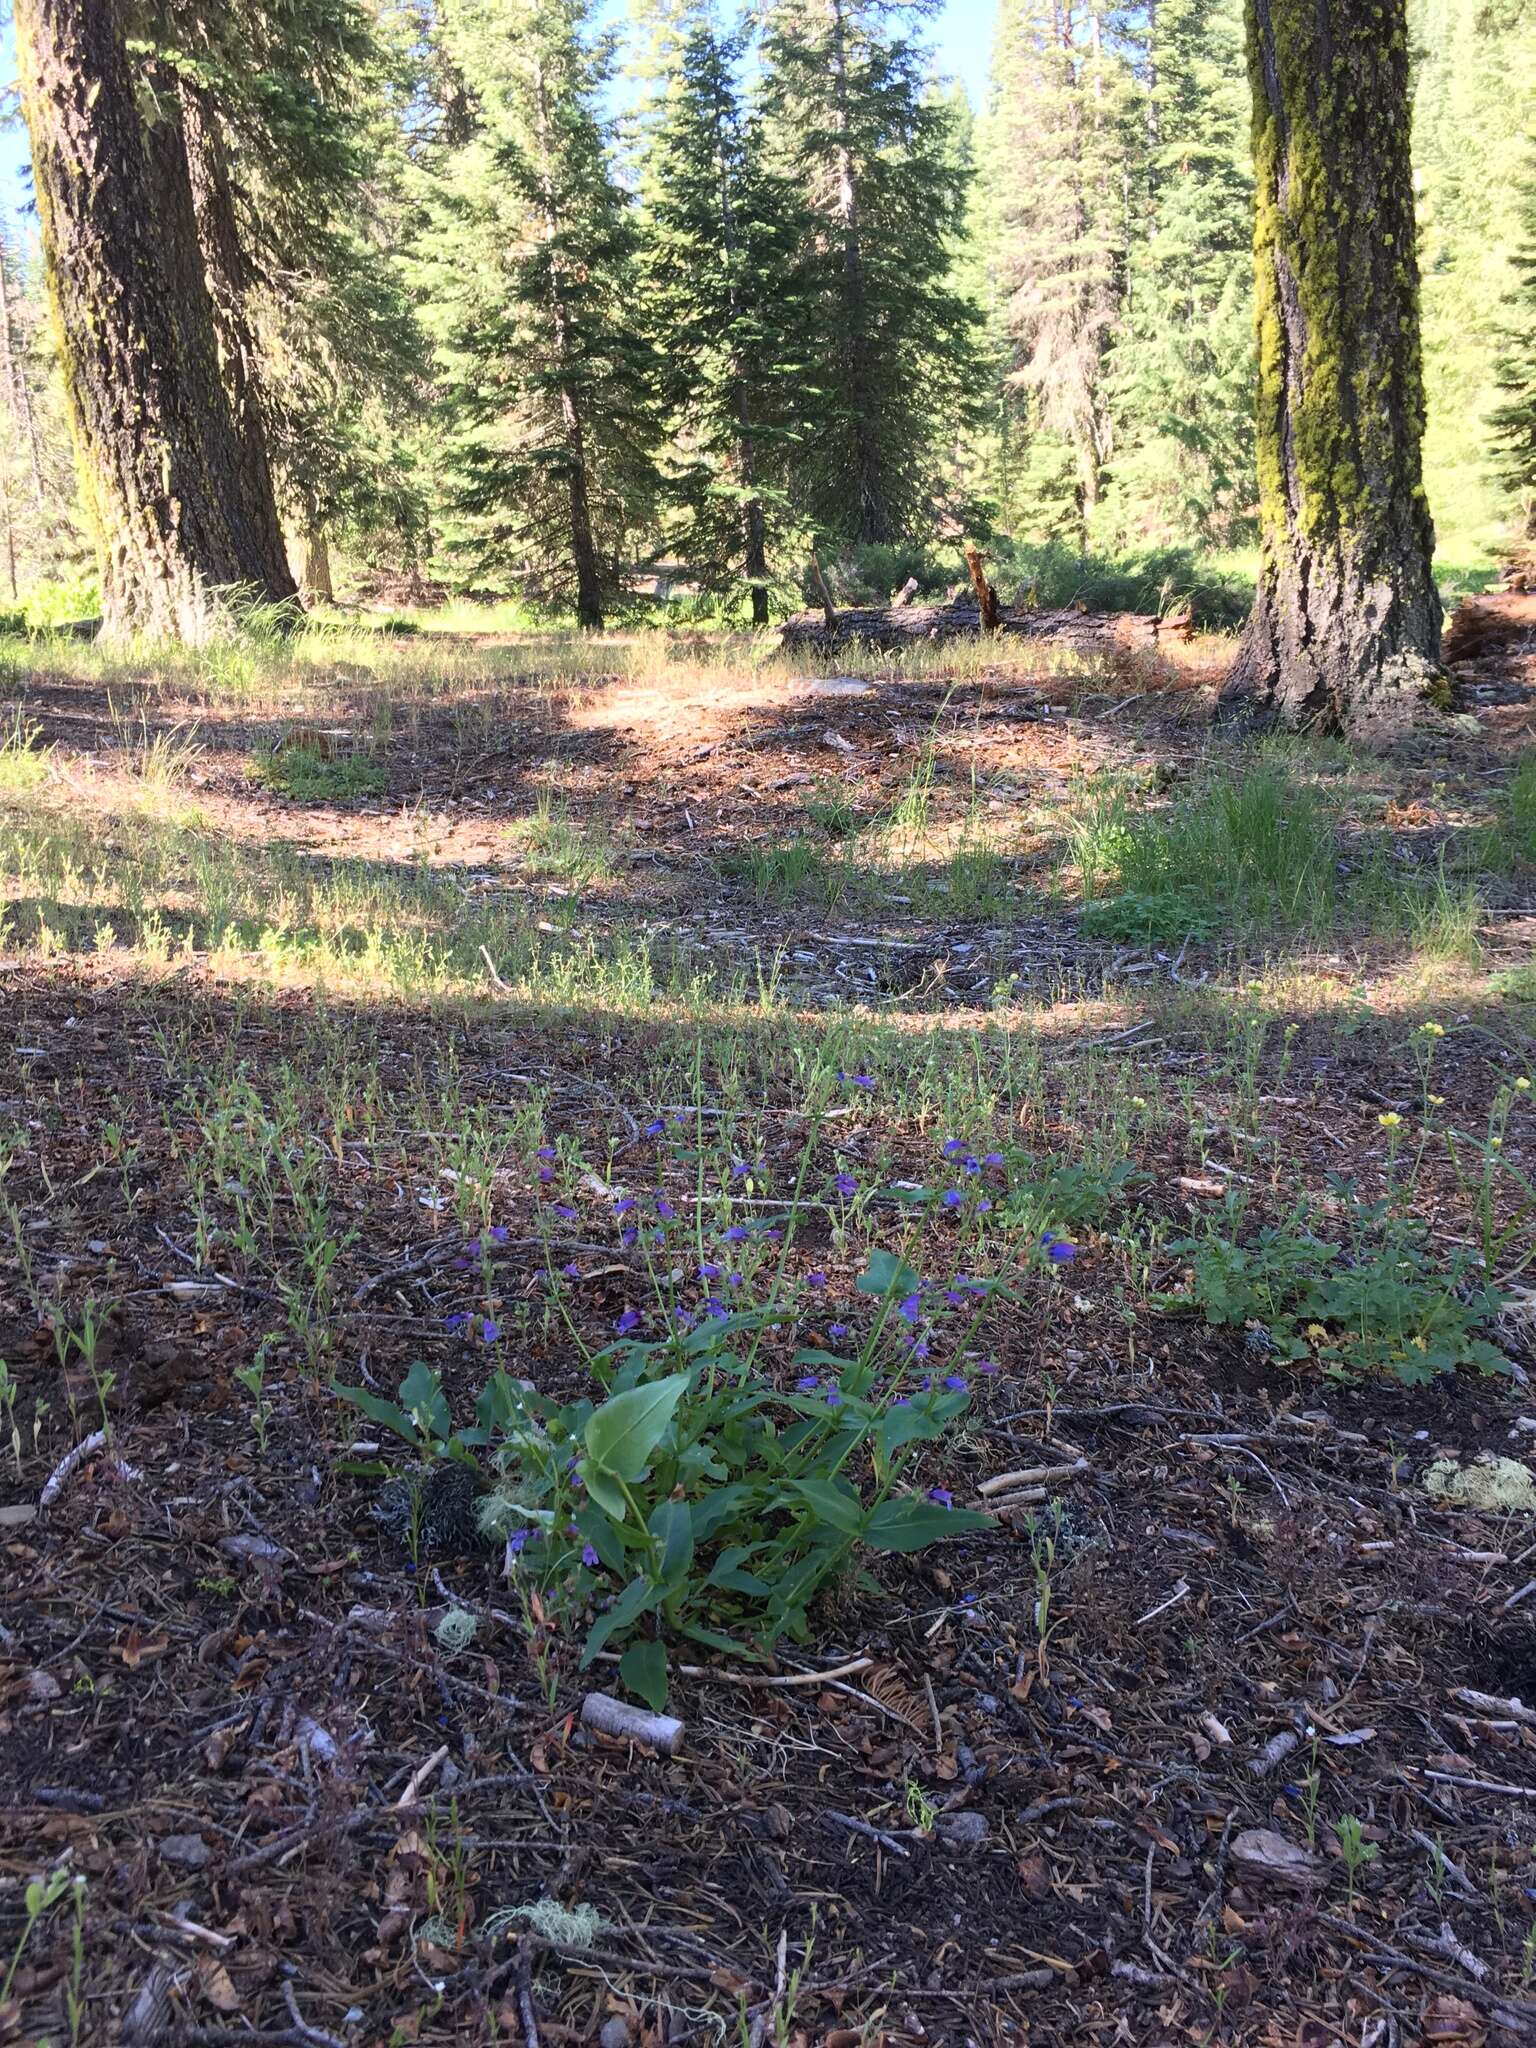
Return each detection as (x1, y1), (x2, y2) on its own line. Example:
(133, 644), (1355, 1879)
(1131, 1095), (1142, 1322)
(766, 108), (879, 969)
(14, 0), (297, 643)
(1221, 0), (1448, 738)
(301, 525), (335, 604)
(179, 78), (296, 604)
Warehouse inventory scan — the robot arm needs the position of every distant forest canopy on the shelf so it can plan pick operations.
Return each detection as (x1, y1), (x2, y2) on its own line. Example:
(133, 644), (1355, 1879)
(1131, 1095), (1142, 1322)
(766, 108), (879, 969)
(0, 0), (1533, 621)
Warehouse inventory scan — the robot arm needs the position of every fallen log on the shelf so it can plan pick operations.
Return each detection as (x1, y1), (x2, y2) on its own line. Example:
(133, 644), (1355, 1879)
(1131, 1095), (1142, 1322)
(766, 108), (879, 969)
(778, 594), (1161, 654)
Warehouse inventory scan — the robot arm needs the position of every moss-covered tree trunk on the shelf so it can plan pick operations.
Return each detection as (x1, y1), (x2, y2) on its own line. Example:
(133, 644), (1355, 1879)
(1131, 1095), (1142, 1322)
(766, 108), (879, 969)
(15, 0), (298, 643)
(1221, 0), (1448, 737)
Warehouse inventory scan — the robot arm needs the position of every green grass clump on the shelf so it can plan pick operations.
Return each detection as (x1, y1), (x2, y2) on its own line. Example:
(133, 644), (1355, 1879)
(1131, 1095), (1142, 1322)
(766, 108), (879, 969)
(1076, 765), (1337, 942)
(256, 747), (388, 803)
(0, 713), (52, 793)
(1504, 754), (1536, 865)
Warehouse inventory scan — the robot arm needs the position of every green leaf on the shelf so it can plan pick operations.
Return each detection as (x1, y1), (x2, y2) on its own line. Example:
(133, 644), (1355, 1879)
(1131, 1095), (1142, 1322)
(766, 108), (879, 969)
(649, 1497), (695, 1584)
(878, 1402), (944, 1457)
(619, 1638), (670, 1711)
(786, 1476), (866, 1536)
(580, 1463), (630, 1521)
(585, 1373), (689, 1481)
(400, 1359), (452, 1443)
(856, 1247), (920, 1299)
(329, 1381), (417, 1448)
(864, 1496), (993, 1552)
(582, 1574), (664, 1663)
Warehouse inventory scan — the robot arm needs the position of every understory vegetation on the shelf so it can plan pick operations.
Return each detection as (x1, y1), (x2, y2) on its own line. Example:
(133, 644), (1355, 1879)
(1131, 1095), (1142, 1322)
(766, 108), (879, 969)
(1, 615), (1533, 2040)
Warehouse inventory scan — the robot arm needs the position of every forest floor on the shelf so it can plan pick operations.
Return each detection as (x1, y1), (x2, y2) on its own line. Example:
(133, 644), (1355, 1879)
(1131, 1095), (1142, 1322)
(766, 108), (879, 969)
(1, 601), (1535, 2048)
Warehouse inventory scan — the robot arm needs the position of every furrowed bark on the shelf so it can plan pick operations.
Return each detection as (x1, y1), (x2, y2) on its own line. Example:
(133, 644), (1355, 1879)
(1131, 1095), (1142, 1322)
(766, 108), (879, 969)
(1222, 0), (1447, 738)
(14, 0), (297, 643)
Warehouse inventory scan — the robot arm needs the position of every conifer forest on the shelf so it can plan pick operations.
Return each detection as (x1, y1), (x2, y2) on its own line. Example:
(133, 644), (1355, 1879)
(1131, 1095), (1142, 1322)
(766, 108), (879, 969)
(1, 1), (1536, 2042)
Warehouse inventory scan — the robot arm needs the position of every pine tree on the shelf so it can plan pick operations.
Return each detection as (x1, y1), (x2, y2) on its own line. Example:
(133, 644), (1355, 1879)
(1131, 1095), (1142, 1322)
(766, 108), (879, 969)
(982, 0), (1144, 539)
(1222, 0), (1445, 737)
(417, 0), (660, 626)
(15, 0), (298, 641)
(640, 14), (806, 622)
(1098, 0), (1254, 549)
(1489, 133), (1536, 541)
(758, 0), (979, 547)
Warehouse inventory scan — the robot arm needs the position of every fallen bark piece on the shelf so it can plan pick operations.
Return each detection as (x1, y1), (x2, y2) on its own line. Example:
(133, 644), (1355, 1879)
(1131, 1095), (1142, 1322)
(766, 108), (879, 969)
(1248, 1728), (1300, 1777)
(581, 1691), (685, 1756)
(39, 1429), (108, 1510)
(1230, 1829), (1326, 1889)
(1453, 1686), (1536, 1725)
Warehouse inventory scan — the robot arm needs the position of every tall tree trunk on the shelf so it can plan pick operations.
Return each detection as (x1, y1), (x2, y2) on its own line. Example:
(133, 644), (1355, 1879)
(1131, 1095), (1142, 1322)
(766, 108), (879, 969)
(179, 79), (295, 603)
(302, 525), (334, 604)
(14, 0), (297, 643)
(533, 56), (603, 631)
(1221, 0), (1447, 737)
(705, 81), (771, 626)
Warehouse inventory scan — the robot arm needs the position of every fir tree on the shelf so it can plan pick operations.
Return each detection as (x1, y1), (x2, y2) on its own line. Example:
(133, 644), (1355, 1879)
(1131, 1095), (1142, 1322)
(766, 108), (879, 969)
(981, 0), (1144, 539)
(758, 0), (979, 547)
(1099, 0), (1254, 548)
(418, 0), (660, 625)
(1489, 133), (1536, 540)
(640, 14), (806, 622)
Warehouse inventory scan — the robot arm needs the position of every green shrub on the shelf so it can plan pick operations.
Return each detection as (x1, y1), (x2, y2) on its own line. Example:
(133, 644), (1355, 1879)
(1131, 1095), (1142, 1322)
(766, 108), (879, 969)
(1163, 1184), (1509, 1384)
(255, 746), (387, 803)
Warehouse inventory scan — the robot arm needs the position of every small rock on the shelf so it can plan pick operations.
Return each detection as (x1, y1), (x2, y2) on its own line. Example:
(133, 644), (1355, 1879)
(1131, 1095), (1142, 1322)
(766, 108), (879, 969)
(0, 1503), (37, 1528)
(797, 675), (872, 698)
(159, 1833), (212, 1870)
(26, 1669), (61, 1703)
(599, 2020), (632, 2048)
(935, 1810), (990, 1852)
(975, 1693), (1001, 1716)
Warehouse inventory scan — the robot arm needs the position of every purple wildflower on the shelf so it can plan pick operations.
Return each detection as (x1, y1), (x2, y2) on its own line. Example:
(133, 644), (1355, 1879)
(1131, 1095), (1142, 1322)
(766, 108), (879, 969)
(941, 1189), (964, 1210)
(482, 1319), (501, 1343)
(553, 1203), (576, 1220)
(655, 1195), (677, 1220)
(837, 1070), (876, 1091)
(983, 1152), (1005, 1167)
(538, 1167), (554, 1184)
(724, 1223), (748, 1243)
(488, 1226), (510, 1244)
(806, 1270), (827, 1289)
(977, 1199), (992, 1215)
(508, 1529), (529, 1555)
(644, 1118), (666, 1137)
(582, 1542), (600, 1568)
(891, 1395), (911, 1408)
(1047, 1240), (1076, 1264)
(444, 1312), (469, 1332)
(942, 1138), (968, 1158)
(898, 1293), (922, 1322)
(796, 1374), (820, 1392)
(828, 1322), (850, 1340)
(912, 1340), (930, 1361)
(614, 1196), (636, 1216)
(928, 1487), (954, 1509)
(620, 1227), (638, 1249)
(563, 1261), (581, 1278)
(833, 1171), (857, 1198)
(700, 1261), (721, 1280)
(978, 1357), (999, 1375)
(944, 1373), (967, 1391)
(536, 1146), (557, 1160)
(825, 1389), (842, 1407)
(615, 1307), (641, 1333)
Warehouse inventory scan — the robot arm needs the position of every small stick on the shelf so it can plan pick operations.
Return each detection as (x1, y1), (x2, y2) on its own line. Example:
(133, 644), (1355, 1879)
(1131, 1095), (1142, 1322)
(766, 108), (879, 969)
(580, 1691), (685, 1756)
(823, 1811), (910, 1858)
(283, 1982), (347, 2048)
(978, 1459), (1091, 1497)
(1136, 1577), (1190, 1627)
(515, 1953), (541, 2048)
(1452, 1686), (1536, 1725)
(923, 1673), (943, 1756)
(479, 944), (511, 993)
(393, 1744), (450, 1810)
(1248, 1728), (1299, 1777)
(1409, 1830), (1478, 1898)
(1421, 1767), (1536, 1799)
